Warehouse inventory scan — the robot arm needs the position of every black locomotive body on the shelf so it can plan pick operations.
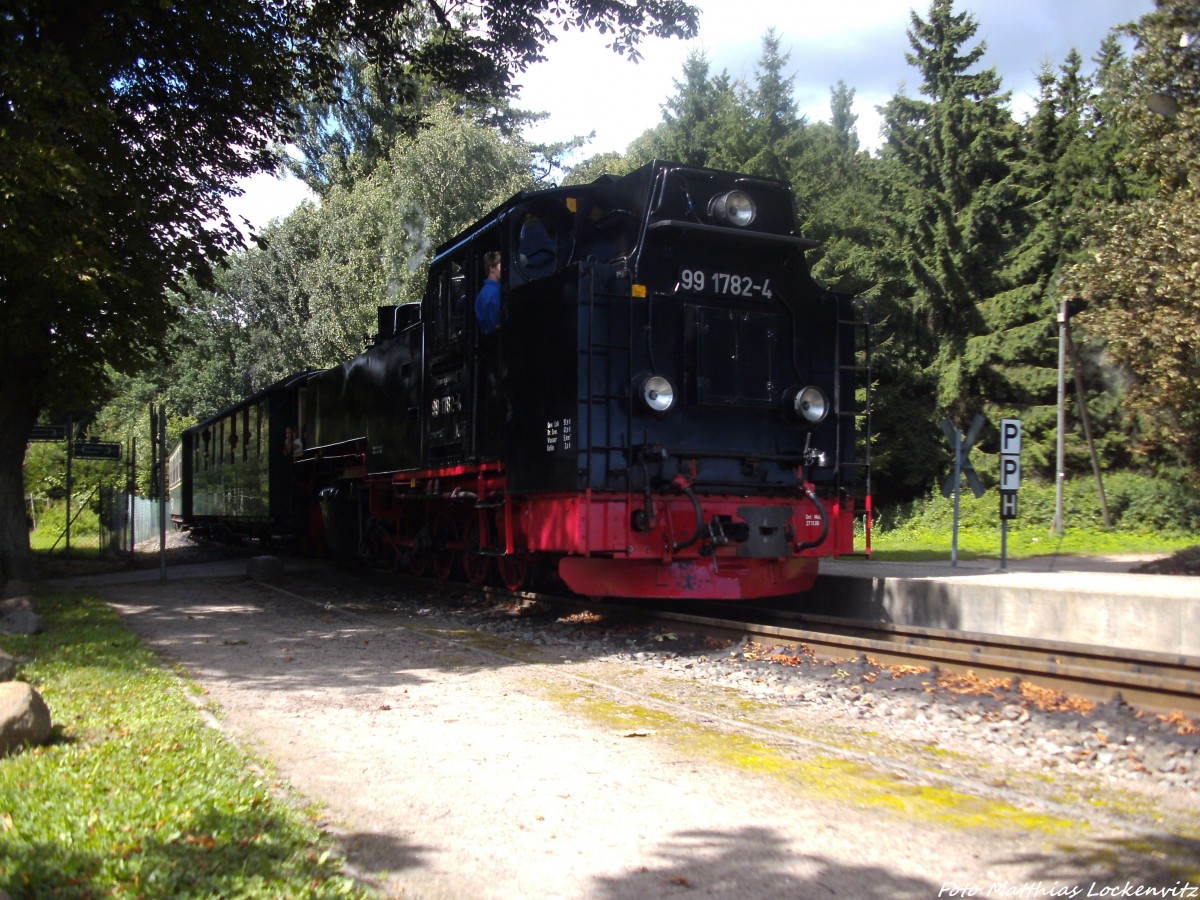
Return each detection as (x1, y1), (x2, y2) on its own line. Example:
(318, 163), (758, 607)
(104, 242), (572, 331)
(173, 160), (871, 598)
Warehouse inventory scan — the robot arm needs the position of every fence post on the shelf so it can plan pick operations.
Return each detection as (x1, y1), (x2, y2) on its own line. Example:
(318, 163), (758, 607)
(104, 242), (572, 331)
(159, 403), (167, 582)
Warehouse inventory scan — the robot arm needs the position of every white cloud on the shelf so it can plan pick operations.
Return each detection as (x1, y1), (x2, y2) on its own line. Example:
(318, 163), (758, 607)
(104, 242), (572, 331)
(223, 170), (315, 236)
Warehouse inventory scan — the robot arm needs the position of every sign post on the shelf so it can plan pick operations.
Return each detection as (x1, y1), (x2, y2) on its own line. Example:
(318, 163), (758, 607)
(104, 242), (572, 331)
(999, 418), (1022, 570)
(941, 414), (986, 567)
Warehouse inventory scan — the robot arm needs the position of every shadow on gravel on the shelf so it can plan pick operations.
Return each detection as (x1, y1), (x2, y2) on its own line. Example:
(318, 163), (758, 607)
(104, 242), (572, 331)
(337, 829), (434, 882)
(591, 826), (939, 898)
(100, 564), (633, 697)
(107, 579), (445, 696)
(1007, 835), (1200, 890)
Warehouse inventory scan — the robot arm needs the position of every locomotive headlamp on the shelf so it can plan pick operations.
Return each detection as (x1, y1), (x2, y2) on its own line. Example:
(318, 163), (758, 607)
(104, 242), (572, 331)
(638, 375), (676, 414)
(783, 385), (829, 424)
(709, 190), (756, 227)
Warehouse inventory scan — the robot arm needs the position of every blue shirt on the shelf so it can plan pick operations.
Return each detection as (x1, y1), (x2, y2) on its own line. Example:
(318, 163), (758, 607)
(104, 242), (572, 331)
(475, 278), (501, 335)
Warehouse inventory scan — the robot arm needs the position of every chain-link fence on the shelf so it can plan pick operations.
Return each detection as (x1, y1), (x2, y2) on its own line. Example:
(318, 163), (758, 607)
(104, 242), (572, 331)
(99, 488), (165, 555)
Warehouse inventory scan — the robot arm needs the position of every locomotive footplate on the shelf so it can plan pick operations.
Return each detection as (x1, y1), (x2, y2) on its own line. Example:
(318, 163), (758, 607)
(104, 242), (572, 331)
(735, 505), (794, 558)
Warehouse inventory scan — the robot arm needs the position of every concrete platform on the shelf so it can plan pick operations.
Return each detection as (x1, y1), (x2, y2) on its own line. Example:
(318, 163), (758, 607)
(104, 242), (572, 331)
(811, 555), (1200, 657)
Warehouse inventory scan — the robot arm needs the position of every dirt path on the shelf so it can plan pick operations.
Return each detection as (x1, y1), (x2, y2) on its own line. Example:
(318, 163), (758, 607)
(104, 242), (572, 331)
(93, 565), (1197, 899)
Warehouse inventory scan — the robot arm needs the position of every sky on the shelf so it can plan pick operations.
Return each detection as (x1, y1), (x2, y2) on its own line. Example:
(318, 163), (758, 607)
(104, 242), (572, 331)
(224, 0), (1153, 233)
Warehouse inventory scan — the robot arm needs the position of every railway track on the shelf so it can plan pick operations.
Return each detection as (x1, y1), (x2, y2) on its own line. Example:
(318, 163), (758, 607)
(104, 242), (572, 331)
(467, 580), (1200, 716)
(619, 600), (1200, 717)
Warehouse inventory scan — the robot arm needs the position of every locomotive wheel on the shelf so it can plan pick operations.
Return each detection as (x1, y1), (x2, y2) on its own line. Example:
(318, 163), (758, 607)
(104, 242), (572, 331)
(360, 518), (386, 566)
(496, 553), (534, 592)
(407, 542), (430, 577)
(492, 504), (533, 591)
(404, 521), (431, 577)
(430, 512), (459, 582)
(461, 514), (493, 587)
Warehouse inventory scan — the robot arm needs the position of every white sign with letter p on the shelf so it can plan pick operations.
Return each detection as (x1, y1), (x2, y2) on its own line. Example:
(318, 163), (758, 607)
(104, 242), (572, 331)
(1000, 418), (1022, 456)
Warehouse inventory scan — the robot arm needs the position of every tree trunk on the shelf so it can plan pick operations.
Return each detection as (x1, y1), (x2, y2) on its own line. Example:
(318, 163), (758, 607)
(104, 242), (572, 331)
(0, 388), (41, 584)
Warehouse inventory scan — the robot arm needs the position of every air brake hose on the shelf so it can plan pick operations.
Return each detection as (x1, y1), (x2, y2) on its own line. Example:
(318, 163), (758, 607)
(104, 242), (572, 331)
(794, 486), (829, 552)
(671, 477), (705, 553)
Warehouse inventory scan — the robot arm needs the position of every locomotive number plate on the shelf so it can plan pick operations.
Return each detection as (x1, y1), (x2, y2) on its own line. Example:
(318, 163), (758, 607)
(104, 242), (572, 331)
(679, 268), (772, 299)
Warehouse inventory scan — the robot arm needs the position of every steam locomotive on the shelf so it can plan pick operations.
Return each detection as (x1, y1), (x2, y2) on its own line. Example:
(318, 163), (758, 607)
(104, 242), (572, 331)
(170, 160), (872, 599)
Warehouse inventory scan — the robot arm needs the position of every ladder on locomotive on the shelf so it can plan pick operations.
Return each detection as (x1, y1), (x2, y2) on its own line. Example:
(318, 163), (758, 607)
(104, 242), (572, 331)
(833, 296), (873, 557)
(580, 265), (635, 496)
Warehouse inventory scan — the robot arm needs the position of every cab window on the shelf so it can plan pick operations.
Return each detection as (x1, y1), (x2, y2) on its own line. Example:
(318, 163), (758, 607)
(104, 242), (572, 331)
(431, 259), (468, 344)
(513, 198), (576, 284)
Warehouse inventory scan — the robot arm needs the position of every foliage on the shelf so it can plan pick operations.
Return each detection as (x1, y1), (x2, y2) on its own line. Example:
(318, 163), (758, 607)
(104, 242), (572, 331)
(286, 39), (549, 196)
(0, 592), (368, 898)
(563, 150), (643, 186)
(27, 501), (101, 546)
(159, 102), (536, 421)
(651, 50), (744, 169)
(22, 444), (121, 515)
(1061, 0), (1200, 469)
(1067, 189), (1200, 466)
(879, 0), (1023, 430)
(875, 472), (1200, 564)
(872, 514), (1197, 563)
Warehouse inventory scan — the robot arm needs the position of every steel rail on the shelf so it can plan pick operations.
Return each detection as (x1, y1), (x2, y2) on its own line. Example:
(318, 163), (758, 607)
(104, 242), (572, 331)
(642, 605), (1200, 716)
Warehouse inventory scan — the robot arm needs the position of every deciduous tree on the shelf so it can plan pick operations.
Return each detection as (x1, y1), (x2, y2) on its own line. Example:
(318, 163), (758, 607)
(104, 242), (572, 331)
(1063, 0), (1200, 469)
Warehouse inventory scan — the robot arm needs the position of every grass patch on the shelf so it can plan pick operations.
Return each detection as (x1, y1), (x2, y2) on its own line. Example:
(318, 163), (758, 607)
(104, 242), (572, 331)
(871, 524), (1195, 562)
(0, 592), (369, 899)
(869, 475), (1200, 561)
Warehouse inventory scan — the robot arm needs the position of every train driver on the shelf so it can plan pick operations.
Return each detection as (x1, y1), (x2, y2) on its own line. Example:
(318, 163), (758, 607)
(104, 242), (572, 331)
(474, 251), (502, 335)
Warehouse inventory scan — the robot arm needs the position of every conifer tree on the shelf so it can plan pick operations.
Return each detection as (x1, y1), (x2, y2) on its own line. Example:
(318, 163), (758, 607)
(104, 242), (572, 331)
(657, 51), (724, 167)
(879, 0), (1020, 429)
(743, 29), (805, 182)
